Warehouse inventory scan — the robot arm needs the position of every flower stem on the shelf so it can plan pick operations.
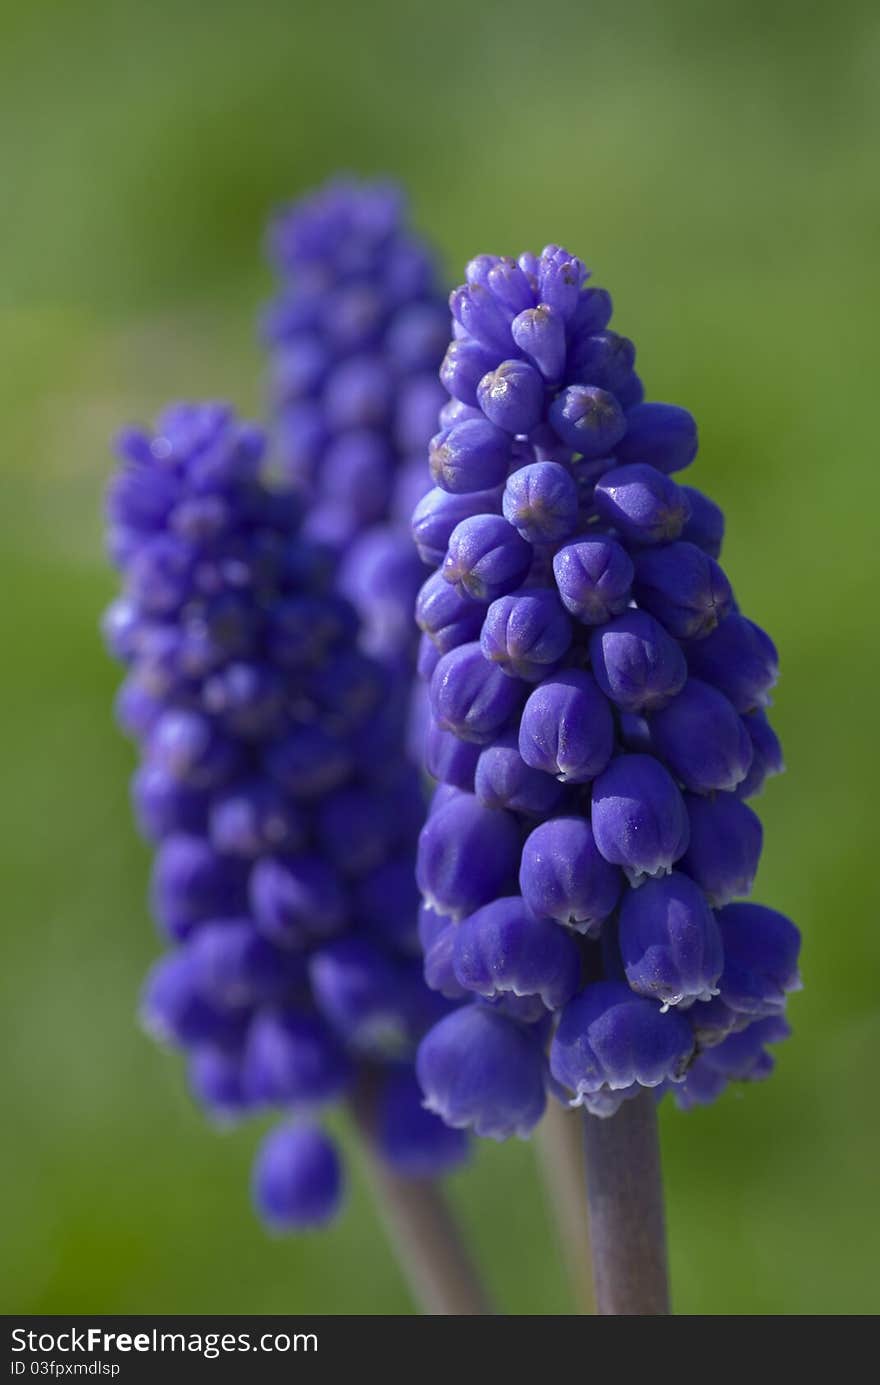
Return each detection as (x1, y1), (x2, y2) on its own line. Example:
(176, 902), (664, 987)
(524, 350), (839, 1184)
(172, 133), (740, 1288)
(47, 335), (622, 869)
(535, 1101), (595, 1313)
(349, 1079), (494, 1316)
(582, 1091), (671, 1315)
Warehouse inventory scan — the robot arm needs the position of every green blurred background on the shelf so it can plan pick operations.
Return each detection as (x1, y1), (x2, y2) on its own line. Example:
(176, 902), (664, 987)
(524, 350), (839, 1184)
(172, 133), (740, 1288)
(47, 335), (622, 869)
(2, 0), (878, 1316)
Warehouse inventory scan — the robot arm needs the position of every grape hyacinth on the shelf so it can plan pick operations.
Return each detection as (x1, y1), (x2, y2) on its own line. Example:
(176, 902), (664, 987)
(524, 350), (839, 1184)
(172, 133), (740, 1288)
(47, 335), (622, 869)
(104, 402), (468, 1233)
(263, 179), (447, 669)
(413, 244), (801, 1143)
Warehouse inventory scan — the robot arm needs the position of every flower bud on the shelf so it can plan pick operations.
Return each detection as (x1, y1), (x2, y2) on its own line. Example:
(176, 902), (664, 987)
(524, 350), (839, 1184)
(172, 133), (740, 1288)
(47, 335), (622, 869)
(481, 588), (572, 682)
(552, 534), (633, 625)
(680, 792), (763, 907)
(649, 678), (753, 793)
(550, 981), (694, 1098)
(502, 461), (579, 543)
(519, 670), (614, 782)
(632, 541), (732, 639)
(417, 1004), (547, 1139)
(519, 816), (621, 933)
(591, 754), (690, 881)
(589, 609), (687, 712)
(453, 897), (581, 1010)
(618, 871), (723, 1007)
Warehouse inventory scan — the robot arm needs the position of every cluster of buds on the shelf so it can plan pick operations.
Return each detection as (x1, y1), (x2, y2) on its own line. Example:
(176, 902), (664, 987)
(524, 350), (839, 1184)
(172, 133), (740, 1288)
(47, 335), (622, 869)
(263, 179), (446, 666)
(412, 245), (801, 1137)
(104, 402), (467, 1230)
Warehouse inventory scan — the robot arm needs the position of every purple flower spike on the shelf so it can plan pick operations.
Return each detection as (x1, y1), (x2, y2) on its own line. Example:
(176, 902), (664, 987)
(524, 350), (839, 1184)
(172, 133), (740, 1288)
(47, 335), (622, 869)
(411, 236), (798, 1128)
(618, 872), (724, 1007)
(252, 1124), (343, 1231)
(452, 897), (582, 1011)
(519, 670), (614, 783)
(589, 609), (687, 712)
(591, 754), (690, 882)
(519, 817), (621, 934)
(417, 1005), (547, 1140)
(550, 981), (694, 1099)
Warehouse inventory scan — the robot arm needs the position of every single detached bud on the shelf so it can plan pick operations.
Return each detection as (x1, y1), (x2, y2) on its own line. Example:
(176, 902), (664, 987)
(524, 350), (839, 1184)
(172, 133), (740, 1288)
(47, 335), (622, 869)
(252, 1123), (343, 1231)
(518, 669), (614, 783)
(649, 678), (753, 794)
(502, 462), (579, 543)
(549, 385), (627, 458)
(618, 871), (723, 1007)
(452, 897), (582, 1011)
(481, 588), (573, 682)
(474, 730), (567, 816)
(442, 514), (532, 603)
(632, 541), (732, 640)
(589, 609), (687, 712)
(591, 753), (690, 882)
(416, 790), (520, 919)
(519, 816), (621, 934)
(417, 1004), (547, 1140)
(552, 535), (634, 625)
(594, 463), (690, 545)
(680, 792), (763, 907)
(550, 981), (694, 1099)
(615, 402), (698, 475)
